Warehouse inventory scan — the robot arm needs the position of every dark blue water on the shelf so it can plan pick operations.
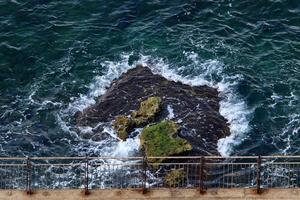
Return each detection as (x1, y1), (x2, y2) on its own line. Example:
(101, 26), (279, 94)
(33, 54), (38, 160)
(0, 0), (299, 157)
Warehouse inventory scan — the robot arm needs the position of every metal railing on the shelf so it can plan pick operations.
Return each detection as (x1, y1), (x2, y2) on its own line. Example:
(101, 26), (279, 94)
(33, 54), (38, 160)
(1, 156), (300, 193)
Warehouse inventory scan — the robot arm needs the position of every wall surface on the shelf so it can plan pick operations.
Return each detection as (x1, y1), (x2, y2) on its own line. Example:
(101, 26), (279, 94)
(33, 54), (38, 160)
(0, 189), (299, 200)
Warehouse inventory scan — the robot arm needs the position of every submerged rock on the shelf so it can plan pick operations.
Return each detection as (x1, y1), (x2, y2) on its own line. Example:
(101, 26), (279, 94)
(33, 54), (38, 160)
(77, 65), (230, 156)
(140, 120), (192, 163)
(113, 116), (135, 141)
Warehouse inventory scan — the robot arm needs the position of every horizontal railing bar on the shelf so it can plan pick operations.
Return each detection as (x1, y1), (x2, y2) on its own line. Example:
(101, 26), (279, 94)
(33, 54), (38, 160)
(263, 162), (300, 165)
(30, 157), (86, 160)
(1, 155), (300, 160)
(262, 155), (300, 158)
(31, 162), (255, 166)
(0, 157), (28, 161)
(149, 162), (200, 165)
(145, 156), (256, 159)
(0, 164), (27, 167)
(206, 163), (257, 165)
(150, 162), (257, 165)
(6, 162), (299, 167)
(5, 162), (299, 167)
(88, 156), (144, 160)
(32, 163), (83, 167)
(92, 163), (143, 167)
(1, 155), (300, 162)
(2, 162), (299, 167)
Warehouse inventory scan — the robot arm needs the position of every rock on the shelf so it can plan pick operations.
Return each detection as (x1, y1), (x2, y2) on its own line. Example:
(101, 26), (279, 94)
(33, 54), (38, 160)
(131, 96), (161, 126)
(77, 65), (230, 156)
(113, 116), (135, 141)
(165, 169), (186, 187)
(140, 120), (192, 163)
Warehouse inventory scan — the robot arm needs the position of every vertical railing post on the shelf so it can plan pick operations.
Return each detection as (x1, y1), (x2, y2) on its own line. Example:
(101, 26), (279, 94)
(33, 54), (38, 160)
(142, 155), (148, 194)
(256, 155), (262, 194)
(199, 156), (206, 194)
(26, 157), (33, 195)
(84, 155), (90, 195)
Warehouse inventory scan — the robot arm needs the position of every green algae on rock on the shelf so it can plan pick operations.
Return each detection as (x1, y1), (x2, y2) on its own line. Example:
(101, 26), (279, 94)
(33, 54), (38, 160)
(113, 116), (135, 141)
(140, 120), (192, 162)
(131, 96), (162, 126)
(113, 96), (162, 141)
(165, 169), (186, 187)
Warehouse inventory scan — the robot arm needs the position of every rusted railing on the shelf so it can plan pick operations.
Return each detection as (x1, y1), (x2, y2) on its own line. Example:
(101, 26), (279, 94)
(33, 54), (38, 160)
(1, 156), (300, 193)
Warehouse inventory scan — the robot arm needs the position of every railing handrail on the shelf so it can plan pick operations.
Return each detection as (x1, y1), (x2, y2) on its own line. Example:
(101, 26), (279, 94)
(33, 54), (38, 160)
(1, 155), (300, 160)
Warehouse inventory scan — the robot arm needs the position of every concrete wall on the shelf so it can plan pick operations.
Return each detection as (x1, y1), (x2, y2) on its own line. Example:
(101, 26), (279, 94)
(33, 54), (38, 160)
(0, 189), (299, 200)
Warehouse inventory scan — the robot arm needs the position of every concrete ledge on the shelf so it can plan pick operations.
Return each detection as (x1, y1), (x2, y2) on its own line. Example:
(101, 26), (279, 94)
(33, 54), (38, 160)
(0, 188), (299, 200)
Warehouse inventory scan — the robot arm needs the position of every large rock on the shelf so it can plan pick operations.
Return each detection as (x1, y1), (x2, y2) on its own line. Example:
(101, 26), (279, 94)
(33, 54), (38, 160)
(77, 65), (230, 155)
(140, 120), (192, 162)
(131, 96), (162, 126)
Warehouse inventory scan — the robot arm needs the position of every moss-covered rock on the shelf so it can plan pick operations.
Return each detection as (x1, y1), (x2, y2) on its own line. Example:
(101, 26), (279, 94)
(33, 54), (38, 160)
(132, 96), (162, 126)
(165, 169), (186, 187)
(113, 96), (162, 141)
(140, 120), (192, 162)
(113, 116), (135, 141)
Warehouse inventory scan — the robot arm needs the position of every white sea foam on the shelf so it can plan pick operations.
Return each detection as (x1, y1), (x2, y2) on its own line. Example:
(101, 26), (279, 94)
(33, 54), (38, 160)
(66, 53), (136, 115)
(109, 135), (140, 157)
(75, 125), (141, 158)
(56, 114), (80, 140)
(280, 113), (300, 155)
(217, 81), (252, 156)
(268, 91), (300, 154)
(166, 105), (175, 119)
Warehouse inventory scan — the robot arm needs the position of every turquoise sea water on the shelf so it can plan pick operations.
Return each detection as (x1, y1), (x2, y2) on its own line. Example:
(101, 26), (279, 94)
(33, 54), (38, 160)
(0, 0), (299, 157)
